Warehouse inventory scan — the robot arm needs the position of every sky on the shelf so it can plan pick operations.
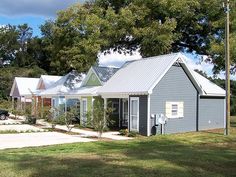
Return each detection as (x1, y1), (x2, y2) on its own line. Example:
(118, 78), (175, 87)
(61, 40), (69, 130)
(0, 0), (234, 80)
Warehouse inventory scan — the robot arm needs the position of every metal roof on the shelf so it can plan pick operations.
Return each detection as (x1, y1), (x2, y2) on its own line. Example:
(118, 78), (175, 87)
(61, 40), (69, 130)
(37, 75), (62, 89)
(98, 53), (226, 97)
(192, 71), (225, 96)
(10, 77), (40, 97)
(92, 66), (119, 82)
(40, 70), (85, 96)
(98, 53), (181, 95)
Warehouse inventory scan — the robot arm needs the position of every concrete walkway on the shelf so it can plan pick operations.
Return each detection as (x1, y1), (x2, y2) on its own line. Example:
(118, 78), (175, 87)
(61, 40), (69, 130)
(0, 132), (95, 150)
(0, 124), (44, 132)
(37, 119), (133, 140)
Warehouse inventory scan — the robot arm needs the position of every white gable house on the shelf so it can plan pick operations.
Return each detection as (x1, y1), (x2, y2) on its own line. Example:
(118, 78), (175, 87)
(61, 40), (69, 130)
(98, 53), (225, 136)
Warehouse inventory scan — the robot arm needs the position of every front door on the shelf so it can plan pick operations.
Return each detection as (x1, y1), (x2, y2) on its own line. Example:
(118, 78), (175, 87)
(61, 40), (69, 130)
(130, 97), (139, 131)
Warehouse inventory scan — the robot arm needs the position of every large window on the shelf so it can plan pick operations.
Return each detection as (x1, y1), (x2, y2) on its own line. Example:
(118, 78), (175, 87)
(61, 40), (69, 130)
(166, 102), (184, 118)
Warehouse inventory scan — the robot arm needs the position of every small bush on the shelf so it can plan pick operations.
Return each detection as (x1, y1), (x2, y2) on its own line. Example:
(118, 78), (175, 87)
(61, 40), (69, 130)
(128, 131), (138, 137)
(54, 114), (66, 125)
(119, 129), (129, 136)
(25, 116), (37, 125)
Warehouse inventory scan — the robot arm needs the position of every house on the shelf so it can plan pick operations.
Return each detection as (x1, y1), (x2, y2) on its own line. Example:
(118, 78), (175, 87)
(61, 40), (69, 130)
(39, 70), (85, 113)
(77, 66), (119, 125)
(98, 53), (225, 136)
(10, 77), (40, 110)
(36, 75), (62, 107)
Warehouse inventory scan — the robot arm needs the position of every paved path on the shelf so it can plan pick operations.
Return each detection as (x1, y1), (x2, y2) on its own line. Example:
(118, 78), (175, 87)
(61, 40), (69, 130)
(37, 119), (133, 140)
(0, 124), (44, 132)
(0, 132), (95, 150)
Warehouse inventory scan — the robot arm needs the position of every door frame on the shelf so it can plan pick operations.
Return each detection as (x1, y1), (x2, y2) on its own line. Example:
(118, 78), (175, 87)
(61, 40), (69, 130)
(130, 97), (139, 132)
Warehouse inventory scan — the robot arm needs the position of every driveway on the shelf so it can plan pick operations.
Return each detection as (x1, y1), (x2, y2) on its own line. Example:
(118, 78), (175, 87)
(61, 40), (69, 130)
(0, 132), (95, 150)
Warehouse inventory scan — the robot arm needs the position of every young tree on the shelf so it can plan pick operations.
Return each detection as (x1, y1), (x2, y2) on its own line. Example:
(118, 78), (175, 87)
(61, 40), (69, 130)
(87, 97), (113, 138)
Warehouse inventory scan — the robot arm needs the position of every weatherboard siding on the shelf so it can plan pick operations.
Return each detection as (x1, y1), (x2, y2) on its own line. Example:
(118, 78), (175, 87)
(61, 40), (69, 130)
(150, 65), (198, 134)
(199, 97), (225, 130)
(85, 73), (101, 86)
(129, 95), (148, 136)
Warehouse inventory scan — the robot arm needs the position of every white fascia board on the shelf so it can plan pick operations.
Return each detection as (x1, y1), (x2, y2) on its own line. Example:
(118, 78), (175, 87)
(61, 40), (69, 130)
(10, 79), (16, 96)
(81, 68), (93, 87)
(100, 92), (148, 98)
(147, 94), (151, 136)
(147, 53), (182, 94)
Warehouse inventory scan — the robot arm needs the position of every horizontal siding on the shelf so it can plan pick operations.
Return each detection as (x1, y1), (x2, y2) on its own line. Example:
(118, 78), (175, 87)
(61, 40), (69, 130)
(150, 65), (197, 134)
(199, 98), (225, 130)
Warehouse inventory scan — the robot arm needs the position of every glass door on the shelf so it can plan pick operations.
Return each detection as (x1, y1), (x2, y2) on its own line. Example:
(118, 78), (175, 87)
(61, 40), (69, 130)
(130, 97), (139, 131)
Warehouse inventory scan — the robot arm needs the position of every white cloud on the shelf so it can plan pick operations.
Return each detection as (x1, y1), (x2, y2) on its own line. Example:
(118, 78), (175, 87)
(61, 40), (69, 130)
(0, 0), (85, 17)
(98, 51), (142, 68)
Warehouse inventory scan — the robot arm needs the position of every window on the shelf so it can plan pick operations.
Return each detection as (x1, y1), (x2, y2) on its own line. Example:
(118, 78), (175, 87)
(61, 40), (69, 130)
(166, 102), (184, 118)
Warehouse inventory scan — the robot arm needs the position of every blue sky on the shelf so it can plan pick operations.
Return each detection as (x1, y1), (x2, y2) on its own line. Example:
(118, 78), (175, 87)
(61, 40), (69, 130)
(0, 0), (233, 80)
(0, 16), (45, 36)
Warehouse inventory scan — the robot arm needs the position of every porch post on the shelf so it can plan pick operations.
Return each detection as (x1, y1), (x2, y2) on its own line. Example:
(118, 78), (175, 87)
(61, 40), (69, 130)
(104, 98), (107, 120)
(119, 99), (121, 128)
(41, 97), (44, 118)
(128, 97), (130, 131)
(24, 97), (26, 112)
(11, 97), (14, 110)
(65, 97), (67, 114)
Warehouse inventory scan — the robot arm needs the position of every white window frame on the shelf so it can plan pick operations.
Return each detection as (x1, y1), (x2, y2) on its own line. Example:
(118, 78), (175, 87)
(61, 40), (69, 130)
(130, 97), (139, 131)
(166, 101), (184, 119)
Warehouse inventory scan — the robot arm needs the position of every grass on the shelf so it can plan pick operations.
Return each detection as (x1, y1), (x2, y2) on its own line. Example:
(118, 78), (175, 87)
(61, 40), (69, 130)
(0, 118), (235, 177)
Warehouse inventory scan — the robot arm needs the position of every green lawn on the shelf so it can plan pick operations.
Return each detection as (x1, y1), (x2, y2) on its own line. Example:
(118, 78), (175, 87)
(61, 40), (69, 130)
(0, 119), (236, 177)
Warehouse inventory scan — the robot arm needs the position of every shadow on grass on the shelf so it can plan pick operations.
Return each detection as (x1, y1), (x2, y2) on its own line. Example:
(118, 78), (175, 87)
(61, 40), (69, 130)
(0, 134), (236, 177)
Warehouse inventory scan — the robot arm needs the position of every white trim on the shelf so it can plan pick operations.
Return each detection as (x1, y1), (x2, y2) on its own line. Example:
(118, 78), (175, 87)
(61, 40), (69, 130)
(147, 94), (150, 136)
(147, 53), (204, 95)
(147, 53), (182, 94)
(81, 67), (102, 87)
(128, 97), (130, 131)
(10, 79), (16, 97)
(130, 97), (139, 132)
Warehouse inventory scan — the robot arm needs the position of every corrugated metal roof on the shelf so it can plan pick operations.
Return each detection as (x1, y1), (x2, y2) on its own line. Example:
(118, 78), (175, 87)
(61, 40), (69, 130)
(68, 86), (102, 96)
(193, 71), (225, 96)
(98, 52), (225, 97)
(39, 75), (62, 89)
(92, 66), (119, 82)
(98, 53), (180, 94)
(10, 77), (40, 97)
(40, 70), (85, 96)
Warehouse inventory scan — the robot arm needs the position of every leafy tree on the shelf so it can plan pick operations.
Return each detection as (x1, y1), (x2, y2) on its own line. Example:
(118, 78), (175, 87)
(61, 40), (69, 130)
(0, 25), (19, 66)
(0, 67), (46, 100)
(87, 97), (113, 138)
(50, 0), (235, 74)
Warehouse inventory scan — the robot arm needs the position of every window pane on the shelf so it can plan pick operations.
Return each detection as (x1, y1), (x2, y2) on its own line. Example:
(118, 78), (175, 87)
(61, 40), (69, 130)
(172, 104), (178, 110)
(131, 100), (138, 115)
(131, 116), (137, 129)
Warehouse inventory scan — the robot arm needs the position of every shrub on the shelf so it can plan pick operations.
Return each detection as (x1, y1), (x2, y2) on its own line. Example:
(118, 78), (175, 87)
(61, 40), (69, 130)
(25, 116), (37, 125)
(119, 129), (129, 136)
(87, 97), (113, 138)
(128, 131), (138, 137)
